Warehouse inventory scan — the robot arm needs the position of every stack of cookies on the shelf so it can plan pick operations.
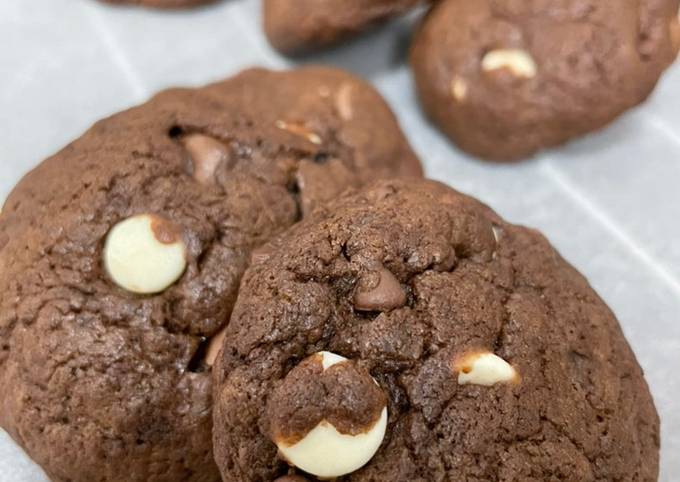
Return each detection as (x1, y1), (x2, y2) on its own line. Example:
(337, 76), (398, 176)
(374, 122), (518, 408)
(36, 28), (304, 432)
(0, 63), (662, 481)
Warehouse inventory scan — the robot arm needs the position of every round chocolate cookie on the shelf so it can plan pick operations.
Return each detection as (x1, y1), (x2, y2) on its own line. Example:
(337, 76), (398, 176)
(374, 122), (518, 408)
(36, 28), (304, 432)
(263, 0), (427, 54)
(411, 0), (680, 161)
(213, 179), (659, 481)
(0, 67), (421, 482)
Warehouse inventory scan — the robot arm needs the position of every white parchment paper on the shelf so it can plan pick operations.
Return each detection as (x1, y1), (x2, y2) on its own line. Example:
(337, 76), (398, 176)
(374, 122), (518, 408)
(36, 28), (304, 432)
(1, 1), (679, 480)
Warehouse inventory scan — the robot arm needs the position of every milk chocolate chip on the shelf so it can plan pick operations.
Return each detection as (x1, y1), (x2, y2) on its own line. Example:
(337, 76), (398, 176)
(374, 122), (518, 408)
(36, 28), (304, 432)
(354, 267), (406, 312)
(181, 133), (232, 185)
(204, 326), (228, 367)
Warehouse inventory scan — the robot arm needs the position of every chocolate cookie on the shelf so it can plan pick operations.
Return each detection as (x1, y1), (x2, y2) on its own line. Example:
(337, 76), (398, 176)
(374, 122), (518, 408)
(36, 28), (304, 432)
(213, 179), (659, 481)
(0, 67), (421, 482)
(263, 0), (427, 54)
(411, 0), (680, 161)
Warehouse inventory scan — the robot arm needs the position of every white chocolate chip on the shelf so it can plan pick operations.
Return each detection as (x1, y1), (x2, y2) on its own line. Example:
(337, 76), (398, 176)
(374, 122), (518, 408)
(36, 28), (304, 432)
(482, 49), (537, 78)
(104, 214), (187, 294)
(275, 120), (322, 145)
(317, 351), (348, 370)
(274, 351), (387, 478)
(336, 83), (355, 120)
(204, 326), (228, 367)
(450, 76), (468, 102)
(455, 352), (519, 386)
(278, 407), (388, 479)
(492, 224), (502, 244)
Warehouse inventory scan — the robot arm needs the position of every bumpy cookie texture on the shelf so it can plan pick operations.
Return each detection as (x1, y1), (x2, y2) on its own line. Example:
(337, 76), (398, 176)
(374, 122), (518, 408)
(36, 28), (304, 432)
(0, 67), (421, 482)
(264, 0), (426, 54)
(411, 0), (680, 161)
(213, 179), (659, 481)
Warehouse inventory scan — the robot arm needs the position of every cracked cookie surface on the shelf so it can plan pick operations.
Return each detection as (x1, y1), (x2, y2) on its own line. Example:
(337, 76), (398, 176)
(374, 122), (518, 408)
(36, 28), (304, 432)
(264, 0), (427, 54)
(0, 67), (421, 482)
(213, 179), (659, 481)
(411, 0), (680, 161)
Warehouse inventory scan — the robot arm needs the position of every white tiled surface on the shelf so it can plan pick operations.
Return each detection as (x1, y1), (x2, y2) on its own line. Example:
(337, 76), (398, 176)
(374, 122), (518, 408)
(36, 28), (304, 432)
(1, 1), (679, 480)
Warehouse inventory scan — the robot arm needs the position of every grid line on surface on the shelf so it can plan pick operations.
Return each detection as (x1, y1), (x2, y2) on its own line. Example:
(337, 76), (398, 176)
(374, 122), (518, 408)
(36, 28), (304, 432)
(540, 160), (680, 297)
(82, 2), (149, 101)
(229, 3), (288, 69)
(644, 111), (680, 148)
